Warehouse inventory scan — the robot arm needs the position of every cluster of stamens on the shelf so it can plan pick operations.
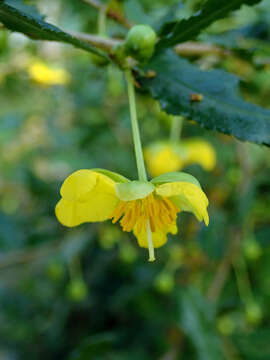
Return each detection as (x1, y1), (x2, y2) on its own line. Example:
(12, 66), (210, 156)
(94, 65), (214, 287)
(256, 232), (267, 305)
(111, 193), (179, 234)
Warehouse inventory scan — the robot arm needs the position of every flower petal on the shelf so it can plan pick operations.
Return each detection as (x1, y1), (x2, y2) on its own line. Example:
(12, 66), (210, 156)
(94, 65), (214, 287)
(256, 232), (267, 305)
(133, 223), (178, 248)
(135, 229), (167, 248)
(183, 139), (216, 171)
(55, 199), (86, 227)
(155, 181), (209, 226)
(56, 169), (119, 226)
(144, 143), (184, 177)
(60, 170), (97, 202)
(60, 169), (117, 202)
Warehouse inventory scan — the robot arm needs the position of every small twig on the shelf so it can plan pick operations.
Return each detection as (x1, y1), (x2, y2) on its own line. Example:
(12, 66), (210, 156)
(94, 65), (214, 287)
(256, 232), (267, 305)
(71, 30), (230, 60)
(82, 0), (132, 29)
(82, 0), (100, 9)
(175, 41), (230, 57)
(69, 31), (121, 51)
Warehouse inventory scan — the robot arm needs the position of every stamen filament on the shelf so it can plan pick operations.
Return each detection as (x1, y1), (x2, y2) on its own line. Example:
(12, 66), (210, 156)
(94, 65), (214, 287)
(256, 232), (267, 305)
(146, 220), (155, 262)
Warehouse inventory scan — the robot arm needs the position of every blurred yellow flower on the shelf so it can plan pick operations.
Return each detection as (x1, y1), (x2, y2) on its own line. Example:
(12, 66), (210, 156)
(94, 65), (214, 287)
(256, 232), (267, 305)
(55, 169), (209, 261)
(144, 139), (216, 177)
(183, 139), (216, 171)
(28, 61), (70, 86)
(144, 142), (187, 177)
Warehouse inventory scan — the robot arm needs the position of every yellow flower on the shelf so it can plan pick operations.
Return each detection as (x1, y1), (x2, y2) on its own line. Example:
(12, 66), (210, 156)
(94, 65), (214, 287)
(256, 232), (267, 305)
(28, 61), (70, 86)
(55, 169), (209, 261)
(144, 139), (216, 177)
(183, 139), (216, 171)
(144, 142), (188, 177)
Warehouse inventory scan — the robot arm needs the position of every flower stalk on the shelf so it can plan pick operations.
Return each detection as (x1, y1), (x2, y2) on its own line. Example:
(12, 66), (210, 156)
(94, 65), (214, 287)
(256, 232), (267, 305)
(125, 69), (156, 261)
(170, 116), (184, 142)
(125, 69), (148, 182)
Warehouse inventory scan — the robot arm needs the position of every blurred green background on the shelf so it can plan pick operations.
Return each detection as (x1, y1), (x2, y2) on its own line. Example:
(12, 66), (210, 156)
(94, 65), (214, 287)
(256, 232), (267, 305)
(0, 0), (270, 359)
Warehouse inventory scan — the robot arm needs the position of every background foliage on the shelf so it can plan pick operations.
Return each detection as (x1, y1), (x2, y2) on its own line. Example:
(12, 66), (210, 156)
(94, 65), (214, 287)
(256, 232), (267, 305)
(0, 0), (270, 359)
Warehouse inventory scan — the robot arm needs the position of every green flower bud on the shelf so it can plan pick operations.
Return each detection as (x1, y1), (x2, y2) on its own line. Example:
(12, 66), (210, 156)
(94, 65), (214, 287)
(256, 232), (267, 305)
(244, 237), (262, 261)
(124, 24), (157, 62)
(217, 315), (235, 336)
(67, 279), (88, 302)
(245, 302), (263, 326)
(154, 271), (174, 293)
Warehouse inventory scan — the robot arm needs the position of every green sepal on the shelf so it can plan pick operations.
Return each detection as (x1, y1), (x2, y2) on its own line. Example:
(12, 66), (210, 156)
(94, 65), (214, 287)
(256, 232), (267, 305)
(151, 172), (201, 188)
(92, 168), (130, 183)
(116, 181), (155, 201)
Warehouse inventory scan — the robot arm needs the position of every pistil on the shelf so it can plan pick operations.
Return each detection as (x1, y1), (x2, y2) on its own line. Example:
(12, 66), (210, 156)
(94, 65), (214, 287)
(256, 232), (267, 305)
(146, 220), (155, 262)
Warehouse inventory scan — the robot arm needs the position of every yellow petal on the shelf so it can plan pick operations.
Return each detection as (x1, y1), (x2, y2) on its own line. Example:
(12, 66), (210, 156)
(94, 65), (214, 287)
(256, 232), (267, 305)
(60, 169), (117, 203)
(55, 199), (86, 227)
(135, 229), (168, 248)
(56, 170), (119, 226)
(28, 62), (70, 86)
(155, 181), (209, 226)
(133, 223), (178, 248)
(60, 170), (97, 202)
(144, 144), (183, 177)
(183, 139), (216, 171)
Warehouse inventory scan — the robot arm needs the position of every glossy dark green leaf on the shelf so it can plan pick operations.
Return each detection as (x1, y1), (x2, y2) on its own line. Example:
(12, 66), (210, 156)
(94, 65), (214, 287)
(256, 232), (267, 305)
(157, 0), (263, 49)
(0, 1), (108, 59)
(178, 288), (225, 360)
(5, 0), (44, 20)
(141, 50), (270, 146)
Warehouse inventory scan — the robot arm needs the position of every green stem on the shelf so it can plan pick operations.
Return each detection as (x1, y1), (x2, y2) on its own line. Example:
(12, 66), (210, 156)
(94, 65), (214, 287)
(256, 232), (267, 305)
(233, 254), (253, 305)
(170, 116), (184, 142)
(125, 69), (147, 181)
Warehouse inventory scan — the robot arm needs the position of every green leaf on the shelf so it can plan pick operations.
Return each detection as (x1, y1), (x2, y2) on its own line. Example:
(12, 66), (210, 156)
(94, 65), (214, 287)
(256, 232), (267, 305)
(0, 1), (108, 59)
(141, 50), (270, 146)
(116, 181), (155, 201)
(151, 171), (201, 188)
(157, 0), (263, 49)
(178, 288), (225, 360)
(92, 169), (130, 183)
(5, 0), (44, 20)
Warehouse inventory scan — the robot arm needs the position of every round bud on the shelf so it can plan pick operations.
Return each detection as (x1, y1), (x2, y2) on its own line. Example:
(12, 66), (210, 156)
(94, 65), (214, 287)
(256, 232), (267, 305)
(217, 315), (235, 336)
(245, 302), (263, 325)
(244, 238), (262, 261)
(67, 279), (88, 302)
(154, 271), (174, 294)
(124, 24), (157, 62)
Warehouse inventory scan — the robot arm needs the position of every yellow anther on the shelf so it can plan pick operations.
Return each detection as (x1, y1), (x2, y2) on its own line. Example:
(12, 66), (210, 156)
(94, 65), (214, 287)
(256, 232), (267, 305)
(110, 194), (180, 236)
